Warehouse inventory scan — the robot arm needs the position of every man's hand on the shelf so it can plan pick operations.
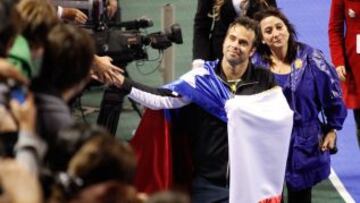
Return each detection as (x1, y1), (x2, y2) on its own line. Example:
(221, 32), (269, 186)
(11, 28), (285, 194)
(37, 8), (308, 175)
(321, 130), (336, 152)
(336, 65), (346, 81)
(107, 0), (118, 19)
(91, 55), (125, 87)
(62, 7), (88, 24)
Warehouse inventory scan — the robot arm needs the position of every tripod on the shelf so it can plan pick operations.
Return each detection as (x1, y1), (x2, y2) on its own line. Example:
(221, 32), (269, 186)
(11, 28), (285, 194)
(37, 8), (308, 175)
(96, 69), (142, 135)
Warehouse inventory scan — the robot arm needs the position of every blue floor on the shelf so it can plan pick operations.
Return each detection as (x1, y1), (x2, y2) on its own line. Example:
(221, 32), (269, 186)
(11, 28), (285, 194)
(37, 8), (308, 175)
(278, 0), (360, 201)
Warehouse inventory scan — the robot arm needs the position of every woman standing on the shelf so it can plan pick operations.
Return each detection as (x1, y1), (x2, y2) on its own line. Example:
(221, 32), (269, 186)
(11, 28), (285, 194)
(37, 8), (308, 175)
(252, 9), (347, 203)
(193, 0), (277, 60)
(328, 0), (360, 147)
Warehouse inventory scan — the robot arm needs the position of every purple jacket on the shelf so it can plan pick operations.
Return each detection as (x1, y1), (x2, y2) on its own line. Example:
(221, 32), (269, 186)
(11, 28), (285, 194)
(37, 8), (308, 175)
(252, 43), (347, 190)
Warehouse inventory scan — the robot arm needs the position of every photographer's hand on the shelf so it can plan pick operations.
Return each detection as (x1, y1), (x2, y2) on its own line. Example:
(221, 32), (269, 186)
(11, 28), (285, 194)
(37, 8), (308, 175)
(0, 60), (29, 132)
(91, 55), (125, 87)
(107, 0), (118, 19)
(9, 93), (36, 132)
(62, 7), (88, 24)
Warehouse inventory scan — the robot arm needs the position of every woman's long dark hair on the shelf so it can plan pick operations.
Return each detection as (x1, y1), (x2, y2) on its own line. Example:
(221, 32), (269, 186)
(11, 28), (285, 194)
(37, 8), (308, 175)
(253, 8), (298, 66)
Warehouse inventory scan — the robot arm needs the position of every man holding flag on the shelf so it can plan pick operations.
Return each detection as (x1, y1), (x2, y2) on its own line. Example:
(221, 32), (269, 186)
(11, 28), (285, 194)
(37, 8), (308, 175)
(118, 17), (293, 203)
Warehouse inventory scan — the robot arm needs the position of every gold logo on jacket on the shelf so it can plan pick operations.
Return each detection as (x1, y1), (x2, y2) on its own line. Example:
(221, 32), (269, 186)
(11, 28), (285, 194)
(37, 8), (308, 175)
(294, 59), (303, 69)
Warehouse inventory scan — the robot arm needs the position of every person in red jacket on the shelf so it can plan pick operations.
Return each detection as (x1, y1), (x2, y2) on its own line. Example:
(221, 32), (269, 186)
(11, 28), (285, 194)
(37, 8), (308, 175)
(328, 0), (360, 147)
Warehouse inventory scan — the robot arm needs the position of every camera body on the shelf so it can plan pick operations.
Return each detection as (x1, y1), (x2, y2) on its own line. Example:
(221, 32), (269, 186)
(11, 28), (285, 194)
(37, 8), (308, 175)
(92, 23), (183, 64)
(84, 0), (183, 64)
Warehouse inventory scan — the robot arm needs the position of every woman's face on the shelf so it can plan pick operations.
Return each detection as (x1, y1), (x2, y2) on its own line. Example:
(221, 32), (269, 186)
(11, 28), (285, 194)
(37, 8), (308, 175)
(259, 16), (290, 50)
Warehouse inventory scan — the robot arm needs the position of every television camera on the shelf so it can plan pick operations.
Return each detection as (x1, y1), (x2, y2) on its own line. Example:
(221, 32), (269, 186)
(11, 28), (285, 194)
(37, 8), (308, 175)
(85, 0), (183, 65)
(77, 0), (183, 135)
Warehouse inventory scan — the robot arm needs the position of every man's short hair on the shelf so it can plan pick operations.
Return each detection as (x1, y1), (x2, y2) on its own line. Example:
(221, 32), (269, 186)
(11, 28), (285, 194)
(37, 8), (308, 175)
(68, 129), (137, 186)
(226, 16), (259, 47)
(39, 23), (95, 92)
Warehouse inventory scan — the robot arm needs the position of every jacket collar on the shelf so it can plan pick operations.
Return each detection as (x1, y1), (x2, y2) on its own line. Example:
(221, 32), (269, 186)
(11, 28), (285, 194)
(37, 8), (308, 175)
(215, 60), (256, 84)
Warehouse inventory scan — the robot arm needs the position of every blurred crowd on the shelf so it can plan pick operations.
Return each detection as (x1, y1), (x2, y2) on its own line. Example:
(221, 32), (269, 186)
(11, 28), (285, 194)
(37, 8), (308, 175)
(0, 0), (190, 203)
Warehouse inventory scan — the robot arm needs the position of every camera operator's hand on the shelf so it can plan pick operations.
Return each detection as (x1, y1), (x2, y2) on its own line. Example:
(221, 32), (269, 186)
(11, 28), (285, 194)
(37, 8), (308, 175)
(107, 0), (118, 19)
(9, 93), (36, 132)
(62, 7), (88, 24)
(91, 55), (125, 87)
(0, 159), (43, 203)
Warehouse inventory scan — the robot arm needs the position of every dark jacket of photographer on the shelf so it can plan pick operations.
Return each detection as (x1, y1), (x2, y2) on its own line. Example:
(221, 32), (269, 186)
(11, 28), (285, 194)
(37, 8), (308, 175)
(193, 0), (277, 60)
(122, 60), (276, 188)
(31, 80), (74, 166)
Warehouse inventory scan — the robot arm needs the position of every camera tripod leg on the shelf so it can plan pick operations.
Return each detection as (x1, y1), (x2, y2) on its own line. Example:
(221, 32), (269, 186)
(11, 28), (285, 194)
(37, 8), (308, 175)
(128, 97), (142, 117)
(96, 86), (126, 135)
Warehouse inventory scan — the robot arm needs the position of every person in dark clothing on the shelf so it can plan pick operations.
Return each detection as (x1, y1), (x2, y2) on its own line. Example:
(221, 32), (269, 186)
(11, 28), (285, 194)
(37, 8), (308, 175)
(193, 0), (277, 61)
(31, 23), (95, 169)
(116, 17), (283, 203)
(0, 0), (20, 57)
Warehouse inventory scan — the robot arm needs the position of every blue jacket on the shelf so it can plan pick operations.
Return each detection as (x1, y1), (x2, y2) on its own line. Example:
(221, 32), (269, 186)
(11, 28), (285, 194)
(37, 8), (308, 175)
(252, 43), (347, 190)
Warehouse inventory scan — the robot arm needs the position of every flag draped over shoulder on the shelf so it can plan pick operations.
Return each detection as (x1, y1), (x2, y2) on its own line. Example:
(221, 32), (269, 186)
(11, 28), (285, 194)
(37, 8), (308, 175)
(130, 60), (293, 202)
(130, 60), (229, 193)
(225, 87), (293, 203)
(130, 109), (173, 193)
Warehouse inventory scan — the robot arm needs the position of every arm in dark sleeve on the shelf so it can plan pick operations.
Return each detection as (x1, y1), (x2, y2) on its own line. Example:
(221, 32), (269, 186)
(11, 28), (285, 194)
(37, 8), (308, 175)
(193, 0), (213, 60)
(122, 78), (177, 96)
(122, 78), (190, 110)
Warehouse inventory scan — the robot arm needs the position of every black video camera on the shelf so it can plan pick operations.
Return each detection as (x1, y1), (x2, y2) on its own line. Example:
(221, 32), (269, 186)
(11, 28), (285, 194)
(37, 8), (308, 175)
(84, 1), (183, 65)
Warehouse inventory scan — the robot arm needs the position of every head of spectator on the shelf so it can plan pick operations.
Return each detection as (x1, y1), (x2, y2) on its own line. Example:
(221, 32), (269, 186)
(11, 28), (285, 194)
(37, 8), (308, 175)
(32, 23), (95, 102)
(48, 123), (139, 203)
(254, 8), (298, 66)
(0, 0), (21, 57)
(16, 0), (59, 61)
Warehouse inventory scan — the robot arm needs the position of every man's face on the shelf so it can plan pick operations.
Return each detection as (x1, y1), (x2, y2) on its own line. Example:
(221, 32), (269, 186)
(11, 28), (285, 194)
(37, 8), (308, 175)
(222, 25), (256, 66)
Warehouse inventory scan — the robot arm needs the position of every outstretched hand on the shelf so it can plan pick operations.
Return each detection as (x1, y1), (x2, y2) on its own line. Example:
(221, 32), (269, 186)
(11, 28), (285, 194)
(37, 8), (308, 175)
(91, 55), (125, 87)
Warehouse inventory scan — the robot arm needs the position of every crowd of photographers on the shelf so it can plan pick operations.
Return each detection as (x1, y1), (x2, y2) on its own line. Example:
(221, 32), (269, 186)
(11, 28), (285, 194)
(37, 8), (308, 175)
(0, 0), (189, 202)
